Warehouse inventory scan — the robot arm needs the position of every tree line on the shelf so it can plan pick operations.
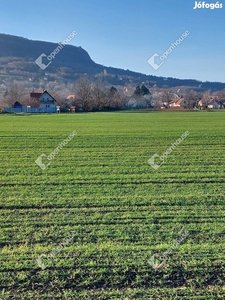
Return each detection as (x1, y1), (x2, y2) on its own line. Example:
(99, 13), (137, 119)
(1, 77), (225, 112)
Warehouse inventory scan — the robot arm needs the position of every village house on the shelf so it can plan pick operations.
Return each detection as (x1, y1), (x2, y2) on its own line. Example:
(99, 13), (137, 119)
(198, 98), (224, 110)
(169, 97), (187, 108)
(66, 94), (76, 112)
(13, 101), (23, 110)
(207, 99), (221, 109)
(30, 90), (57, 110)
(4, 90), (58, 113)
(127, 98), (138, 108)
(197, 99), (207, 110)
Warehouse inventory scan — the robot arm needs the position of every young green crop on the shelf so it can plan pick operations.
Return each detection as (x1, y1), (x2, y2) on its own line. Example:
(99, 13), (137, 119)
(0, 111), (225, 299)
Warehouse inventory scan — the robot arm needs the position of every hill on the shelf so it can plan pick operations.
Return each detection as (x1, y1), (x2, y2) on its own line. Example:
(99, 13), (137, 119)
(0, 33), (225, 91)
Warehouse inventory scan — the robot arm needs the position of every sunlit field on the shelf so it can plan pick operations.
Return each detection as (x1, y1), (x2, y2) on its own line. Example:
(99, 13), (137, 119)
(1, 111), (225, 299)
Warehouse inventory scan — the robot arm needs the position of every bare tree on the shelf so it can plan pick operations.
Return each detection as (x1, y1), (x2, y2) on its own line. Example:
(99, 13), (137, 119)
(4, 83), (24, 106)
(143, 94), (152, 108)
(75, 77), (93, 111)
(92, 86), (108, 110)
(21, 95), (39, 108)
(212, 91), (225, 100)
(108, 87), (125, 109)
(201, 90), (211, 107)
(183, 89), (198, 108)
(0, 96), (5, 111)
(161, 89), (173, 103)
(151, 92), (163, 109)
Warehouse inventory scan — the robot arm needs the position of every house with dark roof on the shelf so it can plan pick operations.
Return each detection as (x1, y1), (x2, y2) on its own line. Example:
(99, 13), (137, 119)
(207, 99), (221, 109)
(4, 91), (58, 113)
(30, 90), (57, 109)
(13, 101), (22, 109)
(198, 98), (223, 109)
(30, 92), (43, 100)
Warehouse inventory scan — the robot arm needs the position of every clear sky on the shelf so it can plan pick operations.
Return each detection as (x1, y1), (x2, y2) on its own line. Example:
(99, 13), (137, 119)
(0, 0), (224, 82)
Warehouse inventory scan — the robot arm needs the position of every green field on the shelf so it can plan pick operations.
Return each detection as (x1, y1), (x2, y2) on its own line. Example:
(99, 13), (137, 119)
(0, 111), (225, 299)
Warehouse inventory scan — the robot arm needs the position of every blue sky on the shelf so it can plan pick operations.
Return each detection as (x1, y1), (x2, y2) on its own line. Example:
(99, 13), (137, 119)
(0, 0), (224, 82)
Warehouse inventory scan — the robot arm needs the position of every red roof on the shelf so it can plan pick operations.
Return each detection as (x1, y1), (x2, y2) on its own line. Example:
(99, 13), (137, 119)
(67, 94), (75, 100)
(30, 92), (43, 99)
(170, 97), (185, 105)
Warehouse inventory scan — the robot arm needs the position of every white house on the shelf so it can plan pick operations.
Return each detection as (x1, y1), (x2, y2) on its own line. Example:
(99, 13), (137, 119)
(198, 98), (222, 109)
(207, 99), (221, 109)
(37, 91), (57, 108)
(29, 90), (57, 112)
(127, 98), (138, 108)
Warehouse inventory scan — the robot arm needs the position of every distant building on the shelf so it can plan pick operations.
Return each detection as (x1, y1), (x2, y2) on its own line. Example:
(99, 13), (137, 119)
(198, 98), (223, 110)
(30, 90), (57, 109)
(207, 99), (221, 109)
(13, 101), (22, 109)
(70, 105), (76, 112)
(66, 94), (76, 112)
(197, 99), (207, 110)
(169, 97), (187, 108)
(67, 94), (76, 100)
(4, 90), (58, 113)
(127, 98), (137, 108)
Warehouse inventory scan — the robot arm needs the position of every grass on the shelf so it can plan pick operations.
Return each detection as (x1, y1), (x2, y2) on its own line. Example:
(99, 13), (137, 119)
(0, 111), (225, 299)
